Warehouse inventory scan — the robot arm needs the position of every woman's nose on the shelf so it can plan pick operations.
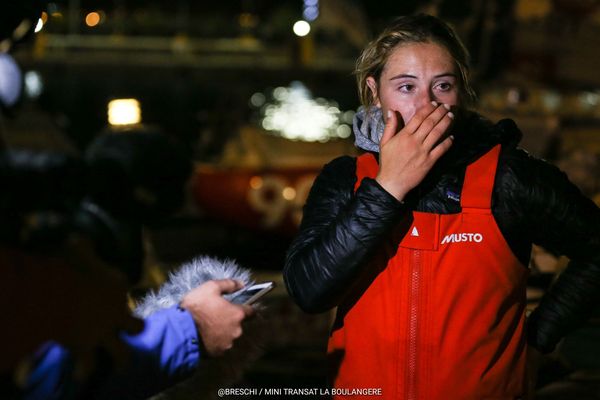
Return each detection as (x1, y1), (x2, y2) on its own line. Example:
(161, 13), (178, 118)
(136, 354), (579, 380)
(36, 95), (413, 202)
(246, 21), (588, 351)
(418, 89), (436, 107)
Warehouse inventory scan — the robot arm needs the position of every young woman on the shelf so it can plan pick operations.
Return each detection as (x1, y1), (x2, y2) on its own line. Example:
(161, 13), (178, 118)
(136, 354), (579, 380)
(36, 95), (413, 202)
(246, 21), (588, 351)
(284, 14), (600, 399)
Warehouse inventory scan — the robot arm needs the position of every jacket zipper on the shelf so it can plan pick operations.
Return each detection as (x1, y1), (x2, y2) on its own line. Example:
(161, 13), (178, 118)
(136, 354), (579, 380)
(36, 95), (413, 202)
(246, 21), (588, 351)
(406, 249), (421, 400)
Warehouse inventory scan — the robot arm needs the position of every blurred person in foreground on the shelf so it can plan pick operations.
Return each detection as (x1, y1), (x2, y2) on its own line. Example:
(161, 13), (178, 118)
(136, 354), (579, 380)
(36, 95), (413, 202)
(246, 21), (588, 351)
(1, 3), (259, 398)
(284, 14), (600, 399)
(1, 132), (256, 400)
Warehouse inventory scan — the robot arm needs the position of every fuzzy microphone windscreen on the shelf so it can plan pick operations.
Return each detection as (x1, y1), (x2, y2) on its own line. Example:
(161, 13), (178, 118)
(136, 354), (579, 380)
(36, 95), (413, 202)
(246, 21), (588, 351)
(135, 256), (254, 317)
(135, 256), (267, 400)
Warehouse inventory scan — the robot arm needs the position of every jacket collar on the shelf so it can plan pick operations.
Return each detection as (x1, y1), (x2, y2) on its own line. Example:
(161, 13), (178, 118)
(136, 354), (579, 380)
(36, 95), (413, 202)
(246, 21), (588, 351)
(434, 110), (522, 170)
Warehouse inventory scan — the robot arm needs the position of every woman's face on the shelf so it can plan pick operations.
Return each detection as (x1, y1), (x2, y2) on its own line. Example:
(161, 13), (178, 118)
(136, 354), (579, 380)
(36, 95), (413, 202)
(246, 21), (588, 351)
(367, 41), (459, 126)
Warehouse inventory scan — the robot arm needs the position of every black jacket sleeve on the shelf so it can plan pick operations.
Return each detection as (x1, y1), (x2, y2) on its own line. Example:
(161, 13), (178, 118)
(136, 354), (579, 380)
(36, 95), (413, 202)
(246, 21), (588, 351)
(502, 149), (600, 353)
(283, 156), (406, 313)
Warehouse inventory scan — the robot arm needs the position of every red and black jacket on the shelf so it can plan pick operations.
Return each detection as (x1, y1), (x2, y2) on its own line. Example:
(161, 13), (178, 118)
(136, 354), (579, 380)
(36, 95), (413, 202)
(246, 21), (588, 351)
(283, 111), (600, 354)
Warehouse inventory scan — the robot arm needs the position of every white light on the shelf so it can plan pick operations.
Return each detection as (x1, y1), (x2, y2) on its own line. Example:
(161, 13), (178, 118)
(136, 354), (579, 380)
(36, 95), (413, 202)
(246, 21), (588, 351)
(342, 110), (356, 124)
(293, 20), (311, 37)
(24, 71), (43, 98)
(580, 92), (599, 107)
(34, 19), (44, 33)
(337, 125), (351, 138)
(107, 99), (141, 126)
(262, 119), (274, 130)
(249, 92), (266, 108)
(273, 87), (288, 101)
(258, 81), (352, 142)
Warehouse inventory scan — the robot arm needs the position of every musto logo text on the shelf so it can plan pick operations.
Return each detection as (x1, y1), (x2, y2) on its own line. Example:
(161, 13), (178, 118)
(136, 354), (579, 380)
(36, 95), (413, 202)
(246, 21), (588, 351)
(441, 232), (483, 244)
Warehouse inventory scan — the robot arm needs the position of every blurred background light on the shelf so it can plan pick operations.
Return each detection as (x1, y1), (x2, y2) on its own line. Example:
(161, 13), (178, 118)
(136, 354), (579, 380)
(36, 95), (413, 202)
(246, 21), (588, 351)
(541, 91), (561, 112)
(282, 187), (296, 201)
(85, 12), (101, 27)
(0, 54), (22, 108)
(249, 92), (266, 108)
(34, 19), (44, 33)
(107, 98), (141, 126)
(581, 92), (599, 107)
(24, 71), (43, 99)
(238, 13), (258, 29)
(303, 6), (319, 22)
(303, 0), (319, 21)
(293, 20), (310, 37)
(256, 81), (352, 142)
(507, 88), (521, 106)
(249, 176), (264, 190)
(336, 124), (351, 138)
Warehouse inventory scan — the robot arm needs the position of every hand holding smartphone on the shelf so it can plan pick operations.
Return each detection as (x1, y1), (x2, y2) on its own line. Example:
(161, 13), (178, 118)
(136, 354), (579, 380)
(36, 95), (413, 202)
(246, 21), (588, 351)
(231, 281), (275, 305)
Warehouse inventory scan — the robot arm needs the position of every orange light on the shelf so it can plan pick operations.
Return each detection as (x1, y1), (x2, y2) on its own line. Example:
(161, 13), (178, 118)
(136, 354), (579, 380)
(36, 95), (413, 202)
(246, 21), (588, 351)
(249, 176), (263, 190)
(85, 12), (101, 27)
(41, 12), (48, 24)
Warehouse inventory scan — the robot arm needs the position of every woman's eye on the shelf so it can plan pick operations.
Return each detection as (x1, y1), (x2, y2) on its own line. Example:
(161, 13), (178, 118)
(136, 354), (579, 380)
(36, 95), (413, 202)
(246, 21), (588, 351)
(398, 84), (414, 93)
(435, 82), (453, 92)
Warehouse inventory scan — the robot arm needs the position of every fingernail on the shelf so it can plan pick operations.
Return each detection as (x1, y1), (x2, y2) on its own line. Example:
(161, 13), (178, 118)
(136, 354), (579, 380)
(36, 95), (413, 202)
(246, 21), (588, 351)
(431, 101), (438, 107)
(447, 112), (454, 119)
(387, 110), (392, 118)
(443, 103), (451, 110)
(450, 135), (455, 140)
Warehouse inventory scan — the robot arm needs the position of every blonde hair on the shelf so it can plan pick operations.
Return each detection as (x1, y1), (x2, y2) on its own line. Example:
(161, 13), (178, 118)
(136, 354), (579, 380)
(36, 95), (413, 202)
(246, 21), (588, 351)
(355, 14), (476, 109)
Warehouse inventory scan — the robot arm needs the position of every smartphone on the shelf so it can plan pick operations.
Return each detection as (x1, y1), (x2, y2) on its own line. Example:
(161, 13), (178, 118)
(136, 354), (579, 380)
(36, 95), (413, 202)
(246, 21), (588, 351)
(233, 281), (275, 305)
